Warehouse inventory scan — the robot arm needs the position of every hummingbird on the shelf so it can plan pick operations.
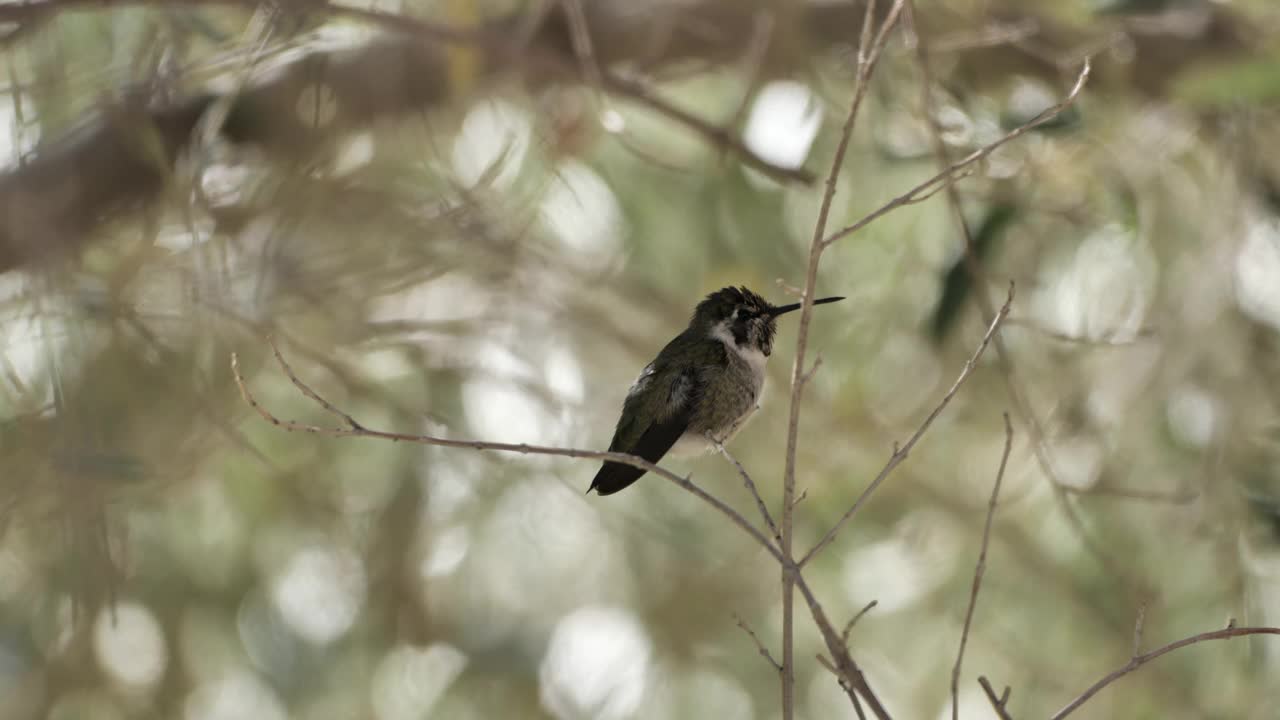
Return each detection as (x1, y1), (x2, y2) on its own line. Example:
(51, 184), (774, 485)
(588, 286), (844, 495)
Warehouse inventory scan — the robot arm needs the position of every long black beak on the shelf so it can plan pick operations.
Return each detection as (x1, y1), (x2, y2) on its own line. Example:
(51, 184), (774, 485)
(769, 295), (844, 317)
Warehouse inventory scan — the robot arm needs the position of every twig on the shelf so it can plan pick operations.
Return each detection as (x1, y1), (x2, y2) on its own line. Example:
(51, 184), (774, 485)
(799, 356), (825, 386)
(780, 2), (905, 718)
(230, 348), (785, 565)
(800, 283), (1013, 567)
(266, 337), (365, 431)
(236, 338), (898, 717)
(735, 614), (782, 672)
(842, 600), (879, 645)
(816, 654), (868, 720)
(978, 676), (1014, 720)
(601, 71), (815, 185)
(902, 5), (1135, 596)
(822, 58), (1091, 248)
(794, 577), (891, 719)
(710, 435), (780, 546)
(1049, 622), (1280, 720)
(790, 489), (807, 508)
(1131, 604), (1146, 658)
(950, 413), (1013, 720)
(238, 340), (895, 716)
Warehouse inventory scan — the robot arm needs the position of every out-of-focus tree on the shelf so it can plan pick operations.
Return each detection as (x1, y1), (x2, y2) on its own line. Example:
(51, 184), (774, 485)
(1, 1), (1279, 719)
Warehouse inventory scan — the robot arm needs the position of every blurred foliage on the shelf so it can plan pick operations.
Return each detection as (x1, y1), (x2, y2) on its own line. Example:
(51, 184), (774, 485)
(1, 0), (1280, 719)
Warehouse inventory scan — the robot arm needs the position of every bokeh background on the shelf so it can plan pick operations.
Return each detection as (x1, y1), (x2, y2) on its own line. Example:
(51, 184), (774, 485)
(1, 0), (1280, 718)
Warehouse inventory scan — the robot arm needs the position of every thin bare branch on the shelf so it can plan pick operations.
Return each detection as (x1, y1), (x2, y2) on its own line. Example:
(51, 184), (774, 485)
(822, 58), (1091, 248)
(842, 600), (879, 646)
(794, 576), (892, 719)
(800, 284), (1013, 567)
(816, 654), (868, 720)
(950, 413), (1014, 720)
(237, 341), (893, 716)
(901, 4), (1136, 595)
(780, 2), (905, 718)
(230, 349), (784, 565)
(267, 337), (365, 431)
(1050, 622), (1280, 720)
(978, 676), (1015, 720)
(710, 435), (780, 546)
(735, 614), (782, 672)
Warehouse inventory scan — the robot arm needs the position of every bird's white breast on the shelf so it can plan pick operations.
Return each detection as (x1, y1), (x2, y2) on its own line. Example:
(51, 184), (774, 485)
(710, 323), (768, 393)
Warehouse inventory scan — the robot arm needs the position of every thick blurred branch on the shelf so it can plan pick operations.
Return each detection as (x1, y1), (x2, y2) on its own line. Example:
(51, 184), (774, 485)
(0, 0), (1256, 273)
(0, 0), (852, 270)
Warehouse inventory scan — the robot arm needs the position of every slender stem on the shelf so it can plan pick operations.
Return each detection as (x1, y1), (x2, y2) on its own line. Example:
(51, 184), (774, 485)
(800, 285), (1012, 567)
(978, 676), (1015, 720)
(230, 347), (788, 563)
(735, 614), (782, 672)
(950, 413), (1013, 720)
(780, 3), (905, 717)
(710, 435), (781, 546)
(821, 58), (1091, 249)
(1050, 624), (1280, 720)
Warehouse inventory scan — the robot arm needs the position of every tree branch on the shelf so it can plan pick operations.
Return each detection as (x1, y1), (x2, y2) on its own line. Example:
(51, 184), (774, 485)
(779, 2), (905, 717)
(229, 345), (786, 564)
(1050, 621), (1280, 720)
(950, 413), (1013, 720)
(710, 435), (780, 547)
(821, 57), (1090, 249)
(978, 676), (1015, 720)
(800, 283), (1012, 567)
(735, 613), (782, 672)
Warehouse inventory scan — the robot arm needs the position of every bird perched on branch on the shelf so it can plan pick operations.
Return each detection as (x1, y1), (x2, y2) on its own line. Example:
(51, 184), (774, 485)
(588, 286), (843, 495)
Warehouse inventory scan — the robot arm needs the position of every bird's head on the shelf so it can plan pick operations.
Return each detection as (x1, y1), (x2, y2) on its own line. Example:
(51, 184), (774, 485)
(691, 286), (844, 356)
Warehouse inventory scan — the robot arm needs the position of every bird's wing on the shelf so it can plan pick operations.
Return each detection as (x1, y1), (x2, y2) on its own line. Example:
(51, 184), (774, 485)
(588, 367), (698, 496)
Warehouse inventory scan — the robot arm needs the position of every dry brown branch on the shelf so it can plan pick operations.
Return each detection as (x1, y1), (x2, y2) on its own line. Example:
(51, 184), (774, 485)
(903, 4), (1136, 595)
(950, 413), (1013, 720)
(816, 654), (868, 720)
(235, 338), (896, 718)
(978, 676), (1015, 720)
(821, 57), (1090, 248)
(229, 347), (786, 564)
(799, 284), (1013, 567)
(709, 435), (780, 546)
(1049, 621), (1280, 719)
(842, 600), (879, 645)
(780, 2), (905, 717)
(734, 613), (782, 672)
(239, 335), (895, 715)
